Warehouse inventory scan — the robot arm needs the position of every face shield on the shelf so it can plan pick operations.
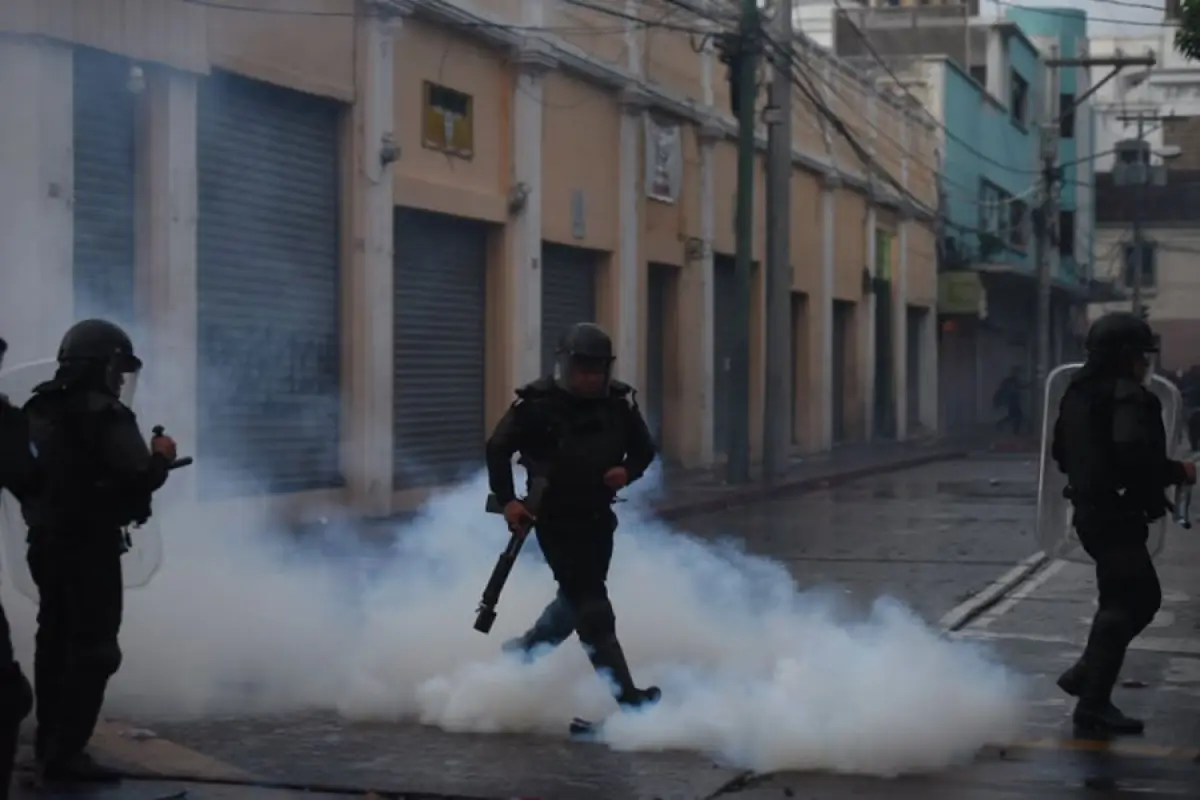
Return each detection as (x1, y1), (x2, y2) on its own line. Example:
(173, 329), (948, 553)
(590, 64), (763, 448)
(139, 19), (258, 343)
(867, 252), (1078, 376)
(107, 352), (143, 405)
(555, 353), (613, 399)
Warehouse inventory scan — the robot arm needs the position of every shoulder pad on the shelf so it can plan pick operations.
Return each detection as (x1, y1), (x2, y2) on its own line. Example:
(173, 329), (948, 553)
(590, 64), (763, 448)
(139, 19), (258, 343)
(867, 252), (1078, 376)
(1113, 378), (1146, 402)
(610, 380), (638, 407)
(515, 377), (557, 401)
(81, 390), (131, 419)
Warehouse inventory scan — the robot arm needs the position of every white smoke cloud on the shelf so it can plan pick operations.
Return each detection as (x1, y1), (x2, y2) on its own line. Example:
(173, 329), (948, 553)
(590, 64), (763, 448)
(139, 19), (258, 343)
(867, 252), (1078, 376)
(2, 465), (1026, 776)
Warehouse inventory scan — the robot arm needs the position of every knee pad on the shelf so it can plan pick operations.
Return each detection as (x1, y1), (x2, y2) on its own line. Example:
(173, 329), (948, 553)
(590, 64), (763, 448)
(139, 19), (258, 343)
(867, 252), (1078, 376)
(0, 663), (32, 724)
(574, 598), (616, 646)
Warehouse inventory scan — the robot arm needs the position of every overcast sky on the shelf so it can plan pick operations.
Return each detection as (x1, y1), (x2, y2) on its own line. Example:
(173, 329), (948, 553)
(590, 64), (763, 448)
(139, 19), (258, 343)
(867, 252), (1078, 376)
(979, 0), (1171, 37)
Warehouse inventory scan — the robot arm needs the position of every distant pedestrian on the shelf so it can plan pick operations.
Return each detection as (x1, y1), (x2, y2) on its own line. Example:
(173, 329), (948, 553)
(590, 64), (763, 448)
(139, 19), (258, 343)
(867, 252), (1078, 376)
(993, 368), (1026, 434)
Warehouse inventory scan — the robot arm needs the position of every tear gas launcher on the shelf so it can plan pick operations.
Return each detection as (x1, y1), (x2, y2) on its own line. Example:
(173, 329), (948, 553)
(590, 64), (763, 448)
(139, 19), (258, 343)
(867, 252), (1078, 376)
(473, 475), (549, 634)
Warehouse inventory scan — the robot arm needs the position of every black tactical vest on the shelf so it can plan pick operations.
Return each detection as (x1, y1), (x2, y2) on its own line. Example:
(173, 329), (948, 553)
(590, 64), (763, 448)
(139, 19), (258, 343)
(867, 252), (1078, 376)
(22, 385), (131, 532)
(516, 378), (633, 512)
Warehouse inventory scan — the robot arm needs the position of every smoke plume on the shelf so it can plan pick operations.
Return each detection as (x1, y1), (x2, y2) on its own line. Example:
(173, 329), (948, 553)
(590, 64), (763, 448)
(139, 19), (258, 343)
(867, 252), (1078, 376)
(1, 458), (1025, 776)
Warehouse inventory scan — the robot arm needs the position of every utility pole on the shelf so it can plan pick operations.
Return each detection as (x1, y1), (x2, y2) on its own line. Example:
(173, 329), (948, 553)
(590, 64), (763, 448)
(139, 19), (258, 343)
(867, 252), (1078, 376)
(763, 0), (793, 484)
(1031, 54), (1155, 433)
(1032, 52), (1059, 438)
(726, 0), (761, 484)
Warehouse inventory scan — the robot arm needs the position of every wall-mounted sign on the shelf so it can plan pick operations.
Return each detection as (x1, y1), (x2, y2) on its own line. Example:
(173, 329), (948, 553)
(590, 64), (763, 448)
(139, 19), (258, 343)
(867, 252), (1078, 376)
(645, 115), (682, 203)
(937, 271), (985, 316)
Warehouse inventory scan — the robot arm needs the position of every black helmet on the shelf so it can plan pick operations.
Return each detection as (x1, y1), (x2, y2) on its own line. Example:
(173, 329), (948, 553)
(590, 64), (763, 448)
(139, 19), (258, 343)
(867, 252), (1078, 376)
(57, 319), (142, 397)
(1085, 312), (1157, 357)
(555, 322), (615, 398)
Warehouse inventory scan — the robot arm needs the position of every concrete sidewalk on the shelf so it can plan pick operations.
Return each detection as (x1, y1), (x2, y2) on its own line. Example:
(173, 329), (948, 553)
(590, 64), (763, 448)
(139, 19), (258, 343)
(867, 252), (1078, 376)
(649, 432), (986, 521)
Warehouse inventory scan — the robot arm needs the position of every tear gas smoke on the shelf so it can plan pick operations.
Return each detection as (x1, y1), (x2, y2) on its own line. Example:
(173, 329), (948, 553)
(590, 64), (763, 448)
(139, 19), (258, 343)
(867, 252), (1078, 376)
(2, 460), (1026, 776)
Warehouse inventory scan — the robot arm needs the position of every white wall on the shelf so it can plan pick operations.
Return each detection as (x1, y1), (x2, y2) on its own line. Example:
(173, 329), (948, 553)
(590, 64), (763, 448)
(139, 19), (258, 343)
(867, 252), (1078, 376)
(1089, 29), (1197, 172)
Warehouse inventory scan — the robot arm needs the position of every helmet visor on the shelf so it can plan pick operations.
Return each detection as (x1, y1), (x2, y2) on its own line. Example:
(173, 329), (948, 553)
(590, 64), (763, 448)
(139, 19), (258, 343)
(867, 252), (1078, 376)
(556, 354), (612, 398)
(107, 357), (141, 405)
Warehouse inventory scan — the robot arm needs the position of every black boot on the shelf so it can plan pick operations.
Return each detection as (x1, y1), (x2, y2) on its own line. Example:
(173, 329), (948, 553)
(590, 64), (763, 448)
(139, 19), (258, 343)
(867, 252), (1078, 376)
(586, 637), (661, 710)
(1073, 611), (1143, 737)
(1057, 660), (1086, 697)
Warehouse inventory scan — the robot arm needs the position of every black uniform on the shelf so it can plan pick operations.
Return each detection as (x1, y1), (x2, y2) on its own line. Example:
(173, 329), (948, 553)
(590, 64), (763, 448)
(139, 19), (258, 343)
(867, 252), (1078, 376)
(485, 323), (659, 710)
(20, 320), (170, 782)
(1051, 312), (1189, 735)
(0, 336), (36, 799)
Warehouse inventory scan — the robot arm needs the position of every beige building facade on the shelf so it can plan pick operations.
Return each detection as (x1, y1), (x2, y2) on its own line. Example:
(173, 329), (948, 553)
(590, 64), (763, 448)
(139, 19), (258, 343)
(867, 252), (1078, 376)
(0, 0), (940, 523)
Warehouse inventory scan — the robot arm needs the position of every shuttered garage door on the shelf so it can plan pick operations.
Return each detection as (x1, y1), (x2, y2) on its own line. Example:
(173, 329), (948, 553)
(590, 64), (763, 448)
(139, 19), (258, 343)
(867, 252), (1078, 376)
(196, 72), (343, 497)
(646, 264), (671, 447)
(712, 256), (757, 455)
(713, 256), (735, 456)
(393, 208), (488, 488)
(73, 47), (136, 327)
(541, 244), (598, 376)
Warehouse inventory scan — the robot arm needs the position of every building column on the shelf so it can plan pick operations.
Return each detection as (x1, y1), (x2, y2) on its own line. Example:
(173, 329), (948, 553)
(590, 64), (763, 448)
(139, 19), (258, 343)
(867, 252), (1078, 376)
(816, 173), (838, 450)
(0, 36), (74, 365)
(138, 67), (200, 500)
(342, 4), (399, 515)
(506, 44), (555, 389)
(614, 86), (646, 385)
(862, 203), (877, 441)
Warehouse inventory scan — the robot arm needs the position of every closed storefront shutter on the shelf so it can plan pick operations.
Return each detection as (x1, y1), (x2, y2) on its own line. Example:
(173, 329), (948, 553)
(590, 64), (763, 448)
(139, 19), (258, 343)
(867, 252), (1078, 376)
(196, 72), (343, 497)
(540, 243), (599, 377)
(393, 208), (489, 488)
(73, 47), (137, 327)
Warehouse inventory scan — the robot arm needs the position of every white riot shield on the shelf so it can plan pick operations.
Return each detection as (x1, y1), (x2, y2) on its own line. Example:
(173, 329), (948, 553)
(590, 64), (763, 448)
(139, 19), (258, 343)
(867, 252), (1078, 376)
(1037, 363), (1185, 564)
(0, 359), (162, 603)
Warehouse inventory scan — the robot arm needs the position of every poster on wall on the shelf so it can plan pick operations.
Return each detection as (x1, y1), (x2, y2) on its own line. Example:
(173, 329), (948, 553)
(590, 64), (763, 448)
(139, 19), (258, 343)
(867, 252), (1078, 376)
(645, 115), (682, 203)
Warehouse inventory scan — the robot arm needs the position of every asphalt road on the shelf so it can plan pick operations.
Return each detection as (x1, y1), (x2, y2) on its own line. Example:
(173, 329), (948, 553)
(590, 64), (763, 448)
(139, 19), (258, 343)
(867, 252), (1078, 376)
(16, 453), (1200, 799)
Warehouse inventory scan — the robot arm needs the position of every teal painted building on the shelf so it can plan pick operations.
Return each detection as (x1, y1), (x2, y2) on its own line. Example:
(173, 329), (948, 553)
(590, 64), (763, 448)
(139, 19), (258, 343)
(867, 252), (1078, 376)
(931, 12), (1096, 431)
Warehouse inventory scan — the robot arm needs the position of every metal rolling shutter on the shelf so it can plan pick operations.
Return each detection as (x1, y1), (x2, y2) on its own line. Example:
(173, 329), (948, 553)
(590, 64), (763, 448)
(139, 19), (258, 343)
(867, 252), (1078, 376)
(712, 256), (736, 455)
(196, 72), (343, 497)
(540, 244), (598, 376)
(73, 47), (136, 327)
(393, 208), (488, 488)
(646, 264), (670, 447)
(832, 301), (850, 443)
(906, 307), (922, 427)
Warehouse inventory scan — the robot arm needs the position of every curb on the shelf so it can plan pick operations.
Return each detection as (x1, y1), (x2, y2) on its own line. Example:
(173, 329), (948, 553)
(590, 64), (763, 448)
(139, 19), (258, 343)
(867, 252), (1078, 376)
(653, 449), (970, 522)
(938, 551), (1050, 633)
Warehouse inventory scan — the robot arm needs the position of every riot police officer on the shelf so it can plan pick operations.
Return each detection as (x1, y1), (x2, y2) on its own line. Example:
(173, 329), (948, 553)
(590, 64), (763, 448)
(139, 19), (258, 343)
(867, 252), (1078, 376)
(485, 322), (660, 711)
(1051, 312), (1196, 735)
(0, 336), (35, 798)
(20, 320), (177, 783)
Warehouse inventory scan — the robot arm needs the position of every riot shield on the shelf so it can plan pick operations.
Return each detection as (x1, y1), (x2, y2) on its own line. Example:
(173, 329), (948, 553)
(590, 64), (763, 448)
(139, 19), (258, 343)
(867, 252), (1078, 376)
(0, 359), (163, 604)
(1037, 363), (1184, 564)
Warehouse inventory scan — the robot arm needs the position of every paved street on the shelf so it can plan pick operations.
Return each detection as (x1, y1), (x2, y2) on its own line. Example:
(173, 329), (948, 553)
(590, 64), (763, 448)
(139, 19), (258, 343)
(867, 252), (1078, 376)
(14, 453), (1200, 798)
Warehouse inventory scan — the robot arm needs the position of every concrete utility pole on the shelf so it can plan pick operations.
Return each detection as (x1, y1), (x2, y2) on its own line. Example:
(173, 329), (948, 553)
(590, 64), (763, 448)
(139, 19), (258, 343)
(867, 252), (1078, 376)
(763, 0), (793, 484)
(726, 0), (761, 485)
(1032, 54), (1155, 433)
